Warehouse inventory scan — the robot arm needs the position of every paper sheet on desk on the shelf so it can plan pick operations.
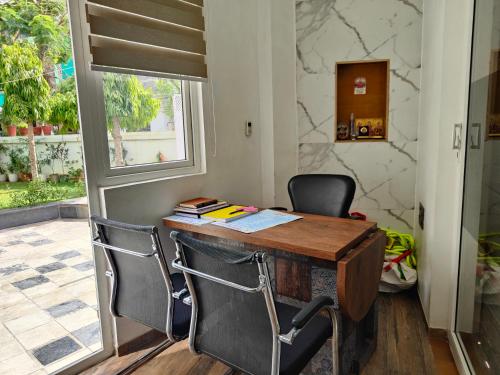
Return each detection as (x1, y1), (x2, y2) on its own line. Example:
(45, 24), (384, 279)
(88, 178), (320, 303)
(164, 215), (214, 226)
(212, 209), (302, 233)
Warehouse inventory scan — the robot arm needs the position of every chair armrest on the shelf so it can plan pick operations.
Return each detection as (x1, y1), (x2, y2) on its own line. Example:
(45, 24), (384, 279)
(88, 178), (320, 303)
(269, 207), (288, 211)
(292, 296), (335, 329)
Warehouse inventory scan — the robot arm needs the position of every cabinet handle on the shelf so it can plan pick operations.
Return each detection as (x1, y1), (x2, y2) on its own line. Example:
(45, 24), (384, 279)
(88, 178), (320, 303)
(470, 123), (481, 150)
(453, 123), (462, 150)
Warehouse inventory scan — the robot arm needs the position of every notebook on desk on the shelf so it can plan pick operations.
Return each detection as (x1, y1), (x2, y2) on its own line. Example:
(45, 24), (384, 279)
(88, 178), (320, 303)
(201, 205), (255, 223)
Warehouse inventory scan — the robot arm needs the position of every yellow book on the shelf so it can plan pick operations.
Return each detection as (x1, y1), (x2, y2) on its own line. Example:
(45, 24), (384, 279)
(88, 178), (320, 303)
(201, 205), (254, 223)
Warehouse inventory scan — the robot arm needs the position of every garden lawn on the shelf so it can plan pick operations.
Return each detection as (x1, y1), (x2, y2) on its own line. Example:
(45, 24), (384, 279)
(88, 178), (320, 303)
(0, 181), (86, 209)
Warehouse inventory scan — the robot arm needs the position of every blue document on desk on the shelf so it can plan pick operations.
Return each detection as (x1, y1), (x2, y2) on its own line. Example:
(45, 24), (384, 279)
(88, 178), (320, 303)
(164, 215), (214, 226)
(212, 209), (302, 233)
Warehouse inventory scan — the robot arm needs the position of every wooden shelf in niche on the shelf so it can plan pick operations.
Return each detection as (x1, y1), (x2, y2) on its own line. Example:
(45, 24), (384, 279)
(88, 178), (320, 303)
(335, 60), (389, 142)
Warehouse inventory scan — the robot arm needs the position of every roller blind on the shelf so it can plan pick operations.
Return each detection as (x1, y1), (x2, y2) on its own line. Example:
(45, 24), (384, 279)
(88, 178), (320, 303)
(86, 0), (207, 80)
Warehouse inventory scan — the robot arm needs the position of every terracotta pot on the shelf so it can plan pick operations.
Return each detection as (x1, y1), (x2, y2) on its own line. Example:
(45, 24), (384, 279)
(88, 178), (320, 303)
(19, 128), (28, 136)
(6, 125), (17, 137)
(42, 125), (53, 136)
(33, 127), (42, 136)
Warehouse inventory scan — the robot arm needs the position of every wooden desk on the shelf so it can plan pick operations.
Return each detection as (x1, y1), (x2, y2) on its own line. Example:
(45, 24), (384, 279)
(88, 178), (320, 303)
(164, 212), (376, 262)
(163, 212), (385, 375)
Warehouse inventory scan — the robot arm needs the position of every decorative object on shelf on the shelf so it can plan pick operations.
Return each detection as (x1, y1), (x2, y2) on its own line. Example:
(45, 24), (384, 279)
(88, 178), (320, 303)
(354, 77), (366, 95)
(355, 118), (385, 139)
(349, 112), (356, 140)
(335, 60), (389, 142)
(337, 121), (350, 140)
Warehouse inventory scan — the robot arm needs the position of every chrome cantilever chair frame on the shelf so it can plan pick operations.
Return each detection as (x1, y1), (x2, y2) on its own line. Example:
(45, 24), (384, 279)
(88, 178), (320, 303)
(171, 236), (339, 375)
(92, 218), (187, 375)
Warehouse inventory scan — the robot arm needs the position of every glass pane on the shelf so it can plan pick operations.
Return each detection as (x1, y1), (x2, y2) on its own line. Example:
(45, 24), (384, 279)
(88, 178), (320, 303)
(102, 73), (187, 168)
(456, 0), (500, 372)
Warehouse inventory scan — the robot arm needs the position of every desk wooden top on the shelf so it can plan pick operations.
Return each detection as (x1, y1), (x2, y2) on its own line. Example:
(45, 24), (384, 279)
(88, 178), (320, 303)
(163, 212), (377, 261)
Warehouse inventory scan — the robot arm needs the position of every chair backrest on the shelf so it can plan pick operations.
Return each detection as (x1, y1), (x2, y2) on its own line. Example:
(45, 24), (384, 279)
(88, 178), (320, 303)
(91, 216), (173, 334)
(288, 174), (355, 218)
(171, 231), (278, 375)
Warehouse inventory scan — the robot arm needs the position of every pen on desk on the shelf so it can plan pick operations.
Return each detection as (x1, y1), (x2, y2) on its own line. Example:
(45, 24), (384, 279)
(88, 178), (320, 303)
(229, 208), (244, 215)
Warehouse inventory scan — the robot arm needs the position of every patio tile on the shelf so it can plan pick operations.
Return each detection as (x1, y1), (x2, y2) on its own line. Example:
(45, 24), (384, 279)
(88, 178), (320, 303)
(0, 338), (25, 362)
(0, 289), (28, 308)
(47, 299), (87, 318)
(31, 288), (76, 309)
(61, 255), (91, 267)
(25, 256), (63, 269)
(31, 336), (81, 366)
(4, 310), (52, 335)
(27, 239), (55, 247)
(78, 290), (98, 307)
(5, 240), (24, 246)
(53, 250), (80, 261)
(72, 260), (94, 272)
(0, 263), (29, 276)
(12, 275), (50, 290)
(0, 352), (42, 375)
(71, 321), (101, 347)
(15, 320), (67, 350)
(89, 342), (102, 352)
(35, 262), (66, 274)
(3, 269), (41, 284)
(45, 268), (85, 286)
(43, 347), (91, 374)
(0, 300), (38, 321)
(56, 307), (98, 332)
(22, 281), (59, 299)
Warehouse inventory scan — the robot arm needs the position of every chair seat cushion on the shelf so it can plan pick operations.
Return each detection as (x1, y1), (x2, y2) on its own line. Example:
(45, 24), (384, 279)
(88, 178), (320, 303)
(277, 302), (332, 375)
(171, 272), (191, 339)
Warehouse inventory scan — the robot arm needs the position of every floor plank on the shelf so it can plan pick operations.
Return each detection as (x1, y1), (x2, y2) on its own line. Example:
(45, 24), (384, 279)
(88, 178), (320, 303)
(83, 290), (458, 375)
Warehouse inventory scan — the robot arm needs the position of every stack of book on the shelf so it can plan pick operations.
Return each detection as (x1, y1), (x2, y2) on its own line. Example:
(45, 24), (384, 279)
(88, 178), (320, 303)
(174, 197), (229, 218)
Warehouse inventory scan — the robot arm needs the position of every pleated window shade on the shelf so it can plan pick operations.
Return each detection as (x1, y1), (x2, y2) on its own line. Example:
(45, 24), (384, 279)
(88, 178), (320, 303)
(86, 0), (207, 81)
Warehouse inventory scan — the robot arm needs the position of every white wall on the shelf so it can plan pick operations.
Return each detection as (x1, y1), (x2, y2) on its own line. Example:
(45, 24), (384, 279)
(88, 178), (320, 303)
(415, 0), (473, 328)
(99, 0), (298, 347)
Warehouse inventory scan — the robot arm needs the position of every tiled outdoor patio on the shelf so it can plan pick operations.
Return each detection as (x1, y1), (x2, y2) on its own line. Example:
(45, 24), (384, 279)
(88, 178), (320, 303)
(0, 219), (102, 375)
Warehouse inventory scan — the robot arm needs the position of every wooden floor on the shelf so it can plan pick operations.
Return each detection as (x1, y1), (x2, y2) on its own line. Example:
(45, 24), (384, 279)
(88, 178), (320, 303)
(83, 290), (459, 375)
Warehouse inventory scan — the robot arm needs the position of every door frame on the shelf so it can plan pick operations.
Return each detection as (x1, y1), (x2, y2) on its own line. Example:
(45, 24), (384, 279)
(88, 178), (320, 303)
(56, 1), (117, 373)
(447, 0), (483, 373)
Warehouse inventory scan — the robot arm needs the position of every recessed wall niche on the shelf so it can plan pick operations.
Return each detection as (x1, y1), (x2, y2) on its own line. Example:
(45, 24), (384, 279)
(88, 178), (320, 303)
(335, 60), (390, 142)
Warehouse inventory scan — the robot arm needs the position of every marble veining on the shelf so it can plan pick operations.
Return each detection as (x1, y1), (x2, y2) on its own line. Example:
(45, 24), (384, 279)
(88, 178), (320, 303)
(296, 0), (422, 231)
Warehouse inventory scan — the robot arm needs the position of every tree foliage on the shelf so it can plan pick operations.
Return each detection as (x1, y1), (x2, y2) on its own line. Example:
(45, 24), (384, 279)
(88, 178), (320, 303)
(0, 42), (50, 124)
(103, 73), (161, 131)
(156, 79), (181, 120)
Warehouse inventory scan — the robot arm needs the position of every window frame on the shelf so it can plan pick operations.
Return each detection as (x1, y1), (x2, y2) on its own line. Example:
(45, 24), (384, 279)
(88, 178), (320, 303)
(94, 74), (198, 178)
(72, 0), (205, 188)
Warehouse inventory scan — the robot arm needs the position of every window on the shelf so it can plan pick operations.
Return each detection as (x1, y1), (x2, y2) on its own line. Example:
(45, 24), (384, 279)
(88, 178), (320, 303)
(101, 73), (190, 169)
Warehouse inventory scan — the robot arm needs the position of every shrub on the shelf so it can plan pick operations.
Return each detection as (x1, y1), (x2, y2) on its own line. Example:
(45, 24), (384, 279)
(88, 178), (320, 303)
(10, 181), (64, 207)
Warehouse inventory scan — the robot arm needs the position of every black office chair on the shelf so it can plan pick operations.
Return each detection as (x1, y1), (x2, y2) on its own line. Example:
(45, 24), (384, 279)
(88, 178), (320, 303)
(170, 230), (339, 375)
(91, 216), (191, 374)
(288, 174), (355, 218)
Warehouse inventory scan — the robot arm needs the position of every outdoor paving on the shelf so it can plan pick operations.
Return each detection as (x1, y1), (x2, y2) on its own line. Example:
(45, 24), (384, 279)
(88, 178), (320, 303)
(0, 219), (102, 375)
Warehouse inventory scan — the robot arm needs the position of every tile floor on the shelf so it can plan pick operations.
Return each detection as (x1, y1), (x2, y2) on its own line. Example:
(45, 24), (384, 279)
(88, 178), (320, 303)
(0, 219), (102, 375)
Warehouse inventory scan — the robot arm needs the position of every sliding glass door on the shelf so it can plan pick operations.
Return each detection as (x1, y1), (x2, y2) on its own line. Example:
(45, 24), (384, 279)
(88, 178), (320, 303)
(455, 0), (500, 372)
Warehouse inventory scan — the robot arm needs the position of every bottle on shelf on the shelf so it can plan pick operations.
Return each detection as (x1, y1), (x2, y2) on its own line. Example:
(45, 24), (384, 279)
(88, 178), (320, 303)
(350, 112), (356, 140)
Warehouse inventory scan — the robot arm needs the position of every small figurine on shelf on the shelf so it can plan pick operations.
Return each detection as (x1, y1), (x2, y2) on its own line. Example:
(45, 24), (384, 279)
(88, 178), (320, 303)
(350, 112), (356, 140)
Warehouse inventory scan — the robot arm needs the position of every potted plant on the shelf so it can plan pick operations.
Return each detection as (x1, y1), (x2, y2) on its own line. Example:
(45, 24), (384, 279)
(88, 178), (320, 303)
(42, 124), (53, 136)
(6, 125), (17, 136)
(33, 125), (42, 136)
(18, 122), (28, 136)
(0, 165), (7, 182)
(7, 163), (18, 182)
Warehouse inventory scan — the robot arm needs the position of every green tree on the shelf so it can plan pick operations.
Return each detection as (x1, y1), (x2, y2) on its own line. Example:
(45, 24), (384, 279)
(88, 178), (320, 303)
(156, 79), (181, 120)
(0, 42), (50, 179)
(49, 77), (78, 133)
(103, 73), (161, 166)
(0, 0), (71, 89)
